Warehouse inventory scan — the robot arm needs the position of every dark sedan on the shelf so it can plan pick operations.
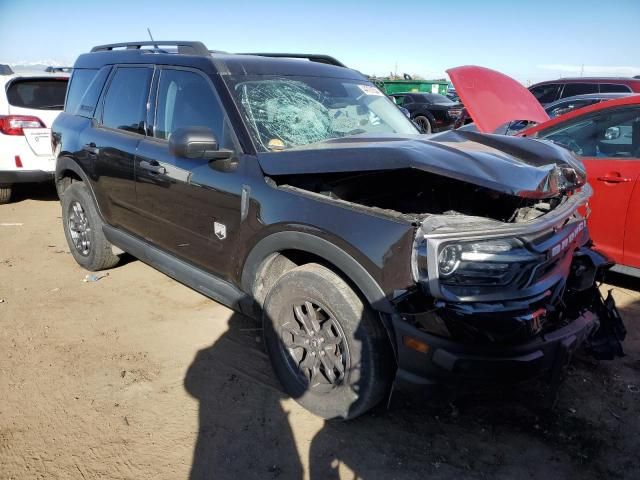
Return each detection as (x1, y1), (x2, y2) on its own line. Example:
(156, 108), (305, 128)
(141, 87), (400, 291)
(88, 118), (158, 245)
(391, 92), (462, 133)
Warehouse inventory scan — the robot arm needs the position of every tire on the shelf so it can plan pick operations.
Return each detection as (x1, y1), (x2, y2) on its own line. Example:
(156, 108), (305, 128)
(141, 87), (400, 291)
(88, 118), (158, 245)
(262, 263), (392, 420)
(61, 182), (119, 271)
(414, 115), (432, 134)
(0, 185), (12, 204)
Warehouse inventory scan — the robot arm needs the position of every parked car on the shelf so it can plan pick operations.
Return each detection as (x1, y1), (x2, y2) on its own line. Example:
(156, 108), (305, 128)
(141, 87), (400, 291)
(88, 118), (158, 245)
(0, 65), (69, 203)
(529, 77), (640, 106)
(449, 65), (640, 277)
(390, 92), (462, 133)
(53, 43), (625, 419)
(458, 92), (633, 133)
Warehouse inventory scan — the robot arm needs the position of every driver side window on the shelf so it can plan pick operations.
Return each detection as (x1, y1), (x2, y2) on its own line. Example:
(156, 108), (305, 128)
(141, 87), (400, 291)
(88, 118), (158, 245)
(539, 107), (640, 159)
(154, 68), (235, 149)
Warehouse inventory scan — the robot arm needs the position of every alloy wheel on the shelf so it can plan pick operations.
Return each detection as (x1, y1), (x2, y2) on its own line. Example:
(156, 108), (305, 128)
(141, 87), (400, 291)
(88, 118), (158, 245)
(278, 299), (350, 393)
(68, 201), (91, 256)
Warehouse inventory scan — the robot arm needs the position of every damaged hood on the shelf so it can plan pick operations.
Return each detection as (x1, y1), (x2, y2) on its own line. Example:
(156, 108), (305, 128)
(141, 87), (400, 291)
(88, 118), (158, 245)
(257, 131), (586, 198)
(447, 66), (549, 133)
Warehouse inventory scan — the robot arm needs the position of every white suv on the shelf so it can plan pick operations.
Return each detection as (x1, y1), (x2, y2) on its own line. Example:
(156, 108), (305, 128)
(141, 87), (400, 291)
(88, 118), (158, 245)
(0, 65), (69, 203)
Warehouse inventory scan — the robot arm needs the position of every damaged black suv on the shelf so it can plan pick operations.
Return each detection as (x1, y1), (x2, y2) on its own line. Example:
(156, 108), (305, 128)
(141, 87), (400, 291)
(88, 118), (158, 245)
(53, 41), (626, 420)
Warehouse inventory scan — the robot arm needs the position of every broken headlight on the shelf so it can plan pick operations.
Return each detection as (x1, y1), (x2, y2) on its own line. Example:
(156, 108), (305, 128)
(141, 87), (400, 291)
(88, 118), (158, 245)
(437, 238), (539, 287)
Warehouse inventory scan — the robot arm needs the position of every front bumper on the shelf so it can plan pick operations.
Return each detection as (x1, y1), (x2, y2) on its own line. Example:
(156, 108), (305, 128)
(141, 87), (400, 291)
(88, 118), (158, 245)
(0, 170), (55, 185)
(392, 309), (599, 390)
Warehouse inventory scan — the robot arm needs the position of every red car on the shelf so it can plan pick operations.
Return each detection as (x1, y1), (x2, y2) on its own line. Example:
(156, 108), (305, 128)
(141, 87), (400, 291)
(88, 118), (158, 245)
(448, 66), (640, 275)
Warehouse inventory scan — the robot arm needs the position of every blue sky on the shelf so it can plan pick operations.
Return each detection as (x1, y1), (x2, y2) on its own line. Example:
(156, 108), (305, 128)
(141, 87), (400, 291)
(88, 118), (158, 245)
(1, 0), (639, 84)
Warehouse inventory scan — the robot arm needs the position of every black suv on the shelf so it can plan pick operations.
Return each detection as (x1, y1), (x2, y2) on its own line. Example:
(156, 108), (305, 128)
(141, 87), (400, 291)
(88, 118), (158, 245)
(53, 41), (626, 420)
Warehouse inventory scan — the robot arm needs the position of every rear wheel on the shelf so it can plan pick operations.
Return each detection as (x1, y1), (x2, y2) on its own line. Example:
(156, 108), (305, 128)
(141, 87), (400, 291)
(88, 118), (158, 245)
(414, 115), (432, 134)
(61, 182), (119, 271)
(262, 263), (392, 420)
(0, 185), (12, 204)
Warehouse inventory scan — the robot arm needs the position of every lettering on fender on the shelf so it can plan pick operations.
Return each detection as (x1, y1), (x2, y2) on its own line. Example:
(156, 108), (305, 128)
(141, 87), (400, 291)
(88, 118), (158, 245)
(550, 220), (586, 258)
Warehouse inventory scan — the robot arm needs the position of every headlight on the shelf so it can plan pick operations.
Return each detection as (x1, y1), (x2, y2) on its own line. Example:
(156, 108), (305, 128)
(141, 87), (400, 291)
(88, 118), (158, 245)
(437, 238), (539, 287)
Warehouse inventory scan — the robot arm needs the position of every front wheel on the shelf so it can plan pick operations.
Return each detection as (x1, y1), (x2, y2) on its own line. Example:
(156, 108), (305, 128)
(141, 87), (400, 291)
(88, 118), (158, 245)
(262, 263), (393, 420)
(61, 182), (119, 271)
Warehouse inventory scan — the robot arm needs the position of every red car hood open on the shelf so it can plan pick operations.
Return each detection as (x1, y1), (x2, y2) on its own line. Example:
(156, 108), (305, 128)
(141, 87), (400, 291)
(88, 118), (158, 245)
(447, 66), (550, 133)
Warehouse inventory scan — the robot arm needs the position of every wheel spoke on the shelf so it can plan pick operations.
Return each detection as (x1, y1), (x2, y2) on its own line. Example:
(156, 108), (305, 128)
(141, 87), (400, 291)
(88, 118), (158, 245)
(319, 355), (337, 383)
(304, 301), (321, 332)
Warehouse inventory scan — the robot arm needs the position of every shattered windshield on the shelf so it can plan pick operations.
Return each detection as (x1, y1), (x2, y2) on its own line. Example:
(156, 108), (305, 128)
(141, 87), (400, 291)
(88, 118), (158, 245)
(226, 75), (418, 151)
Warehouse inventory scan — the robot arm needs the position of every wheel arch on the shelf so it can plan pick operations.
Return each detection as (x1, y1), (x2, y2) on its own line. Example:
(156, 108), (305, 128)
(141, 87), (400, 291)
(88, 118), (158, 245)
(241, 231), (393, 314)
(55, 156), (108, 220)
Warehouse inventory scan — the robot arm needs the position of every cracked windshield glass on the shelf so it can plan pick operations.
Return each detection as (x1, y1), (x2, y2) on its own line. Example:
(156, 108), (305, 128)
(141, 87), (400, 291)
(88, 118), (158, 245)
(228, 75), (417, 151)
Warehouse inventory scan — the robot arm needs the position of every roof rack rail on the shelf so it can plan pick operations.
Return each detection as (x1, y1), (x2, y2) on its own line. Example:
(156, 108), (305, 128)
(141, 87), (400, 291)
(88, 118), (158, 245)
(238, 53), (346, 68)
(0, 64), (14, 75)
(90, 41), (211, 57)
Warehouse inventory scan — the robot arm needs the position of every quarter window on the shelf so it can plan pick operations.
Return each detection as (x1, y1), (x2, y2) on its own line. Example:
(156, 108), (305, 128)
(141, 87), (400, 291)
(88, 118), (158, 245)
(154, 69), (228, 145)
(102, 67), (152, 134)
(600, 84), (631, 93)
(560, 83), (598, 98)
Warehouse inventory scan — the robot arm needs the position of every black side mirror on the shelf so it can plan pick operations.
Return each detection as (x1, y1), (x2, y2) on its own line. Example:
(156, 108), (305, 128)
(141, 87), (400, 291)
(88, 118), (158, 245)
(169, 127), (233, 160)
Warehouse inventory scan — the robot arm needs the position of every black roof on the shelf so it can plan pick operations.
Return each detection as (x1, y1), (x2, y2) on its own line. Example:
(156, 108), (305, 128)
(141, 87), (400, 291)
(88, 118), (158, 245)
(74, 41), (362, 80)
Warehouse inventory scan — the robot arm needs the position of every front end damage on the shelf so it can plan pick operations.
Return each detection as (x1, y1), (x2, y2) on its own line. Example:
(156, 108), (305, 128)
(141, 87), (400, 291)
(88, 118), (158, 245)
(260, 130), (626, 392)
(393, 182), (626, 391)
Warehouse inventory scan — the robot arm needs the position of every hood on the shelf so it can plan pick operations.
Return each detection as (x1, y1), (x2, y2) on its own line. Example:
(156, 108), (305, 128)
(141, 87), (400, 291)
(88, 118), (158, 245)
(257, 132), (585, 199)
(447, 66), (549, 133)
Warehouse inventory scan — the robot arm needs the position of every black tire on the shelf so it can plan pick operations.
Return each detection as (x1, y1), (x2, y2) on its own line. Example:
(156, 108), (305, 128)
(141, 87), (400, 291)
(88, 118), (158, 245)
(263, 263), (392, 420)
(414, 115), (432, 134)
(61, 182), (119, 271)
(0, 185), (12, 204)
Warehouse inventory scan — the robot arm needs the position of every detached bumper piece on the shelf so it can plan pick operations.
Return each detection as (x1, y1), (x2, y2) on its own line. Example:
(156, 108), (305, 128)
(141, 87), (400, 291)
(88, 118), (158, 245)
(586, 290), (626, 360)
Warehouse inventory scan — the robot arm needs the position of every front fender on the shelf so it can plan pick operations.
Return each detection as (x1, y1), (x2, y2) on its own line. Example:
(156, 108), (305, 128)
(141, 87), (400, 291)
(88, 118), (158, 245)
(241, 230), (394, 313)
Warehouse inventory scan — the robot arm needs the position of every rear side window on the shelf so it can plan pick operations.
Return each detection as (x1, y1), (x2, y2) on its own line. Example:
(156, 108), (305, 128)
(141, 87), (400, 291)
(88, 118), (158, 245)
(65, 67), (110, 117)
(529, 84), (561, 104)
(102, 67), (152, 134)
(7, 78), (68, 110)
(600, 83), (631, 93)
(561, 83), (598, 98)
(154, 68), (230, 146)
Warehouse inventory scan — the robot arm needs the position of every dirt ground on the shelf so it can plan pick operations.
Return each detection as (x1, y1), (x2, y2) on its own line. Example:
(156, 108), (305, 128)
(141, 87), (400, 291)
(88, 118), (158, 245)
(1, 183), (639, 480)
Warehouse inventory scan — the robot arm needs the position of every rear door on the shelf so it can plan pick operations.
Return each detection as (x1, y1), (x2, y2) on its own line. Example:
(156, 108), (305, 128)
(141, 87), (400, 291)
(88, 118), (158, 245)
(88, 66), (153, 230)
(537, 106), (640, 264)
(134, 67), (243, 279)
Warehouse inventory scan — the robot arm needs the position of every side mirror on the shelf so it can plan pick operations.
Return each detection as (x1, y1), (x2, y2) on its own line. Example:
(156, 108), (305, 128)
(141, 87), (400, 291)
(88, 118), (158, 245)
(169, 127), (233, 160)
(604, 126), (621, 140)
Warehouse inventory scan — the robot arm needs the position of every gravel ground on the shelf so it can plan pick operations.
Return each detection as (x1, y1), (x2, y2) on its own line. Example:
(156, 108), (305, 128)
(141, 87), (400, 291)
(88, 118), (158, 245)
(1, 183), (639, 480)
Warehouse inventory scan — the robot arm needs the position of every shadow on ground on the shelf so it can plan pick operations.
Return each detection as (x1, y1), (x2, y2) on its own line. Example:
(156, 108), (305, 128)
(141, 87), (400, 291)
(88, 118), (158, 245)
(6, 182), (58, 203)
(185, 303), (640, 480)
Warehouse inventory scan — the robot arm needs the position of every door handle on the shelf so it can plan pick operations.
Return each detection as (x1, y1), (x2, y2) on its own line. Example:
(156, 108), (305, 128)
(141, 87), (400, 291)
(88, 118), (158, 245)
(84, 143), (99, 156)
(596, 175), (631, 183)
(139, 160), (166, 175)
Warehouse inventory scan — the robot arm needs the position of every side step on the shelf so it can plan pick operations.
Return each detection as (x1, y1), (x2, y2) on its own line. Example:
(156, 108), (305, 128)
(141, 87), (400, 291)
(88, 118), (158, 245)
(103, 225), (253, 316)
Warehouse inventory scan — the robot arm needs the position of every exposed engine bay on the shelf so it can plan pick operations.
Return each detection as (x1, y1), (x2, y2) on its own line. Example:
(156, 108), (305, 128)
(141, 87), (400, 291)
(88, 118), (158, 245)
(271, 168), (563, 223)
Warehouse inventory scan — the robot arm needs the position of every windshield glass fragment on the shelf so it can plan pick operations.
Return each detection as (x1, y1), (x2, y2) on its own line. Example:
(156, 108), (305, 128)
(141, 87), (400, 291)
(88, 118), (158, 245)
(227, 75), (417, 151)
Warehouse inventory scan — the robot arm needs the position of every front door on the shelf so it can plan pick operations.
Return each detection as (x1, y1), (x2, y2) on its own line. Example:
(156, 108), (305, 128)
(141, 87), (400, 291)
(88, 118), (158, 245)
(134, 67), (244, 280)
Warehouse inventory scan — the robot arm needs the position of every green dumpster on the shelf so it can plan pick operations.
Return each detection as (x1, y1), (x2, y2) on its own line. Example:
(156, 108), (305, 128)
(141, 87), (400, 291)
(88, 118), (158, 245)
(374, 79), (449, 96)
